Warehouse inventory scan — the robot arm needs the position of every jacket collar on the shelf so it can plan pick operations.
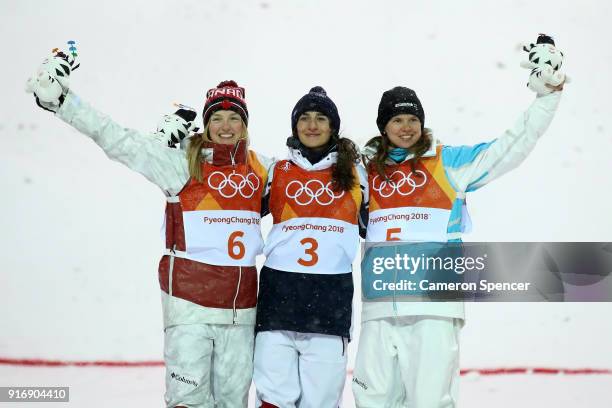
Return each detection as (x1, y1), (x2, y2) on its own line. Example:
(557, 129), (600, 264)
(361, 137), (438, 165)
(201, 139), (249, 166)
(287, 146), (338, 171)
(396, 137), (438, 163)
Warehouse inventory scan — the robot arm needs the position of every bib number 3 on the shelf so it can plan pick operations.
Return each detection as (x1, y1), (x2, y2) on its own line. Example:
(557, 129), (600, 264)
(298, 237), (319, 266)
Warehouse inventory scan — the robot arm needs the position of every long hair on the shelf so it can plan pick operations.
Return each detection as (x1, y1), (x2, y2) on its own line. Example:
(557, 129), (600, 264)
(364, 128), (433, 180)
(331, 136), (359, 192)
(186, 123), (249, 182)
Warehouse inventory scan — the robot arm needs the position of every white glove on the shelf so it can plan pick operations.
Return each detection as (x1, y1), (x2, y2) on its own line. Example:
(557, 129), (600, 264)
(525, 65), (566, 95)
(152, 107), (199, 148)
(521, 34), (569, 96)
(26, 44), (80, 113)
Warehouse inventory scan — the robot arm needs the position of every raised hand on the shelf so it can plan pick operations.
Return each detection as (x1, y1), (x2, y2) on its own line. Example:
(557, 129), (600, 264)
(521, 34), (569, 95)
(26, 42), (80, 112)
(152, 106), (199, 148)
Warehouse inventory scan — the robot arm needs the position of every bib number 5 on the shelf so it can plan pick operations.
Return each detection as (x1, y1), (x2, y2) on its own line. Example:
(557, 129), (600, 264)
(386, 228), (402, 241)
(298, 237), (319, 266)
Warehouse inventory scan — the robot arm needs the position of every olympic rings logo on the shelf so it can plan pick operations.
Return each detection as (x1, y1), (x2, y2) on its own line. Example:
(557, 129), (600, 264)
(207, 170), (260, 199)
(372, 170), (427, 198)
(285, 180), (345, 206)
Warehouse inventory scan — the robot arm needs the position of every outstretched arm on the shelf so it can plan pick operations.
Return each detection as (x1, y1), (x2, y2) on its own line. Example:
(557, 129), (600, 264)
(442, 91), (562, 193)
(56, 92), (190, 195)
(443, 34), (567, 193)
(27, 47), (190, 195)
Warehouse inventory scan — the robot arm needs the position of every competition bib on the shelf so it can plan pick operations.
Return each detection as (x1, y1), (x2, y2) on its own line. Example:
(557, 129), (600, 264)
(183, 209), (263, 266)
(264, 160), (361, 274)
(366, 207), (451, 242)
(367, 150), (456, 243)
(264, 218), (359, 274)
(169, 158), (266, 266)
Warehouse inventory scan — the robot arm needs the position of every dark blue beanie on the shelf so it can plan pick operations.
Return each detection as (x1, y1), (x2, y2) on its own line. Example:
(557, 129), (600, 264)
(291, 86), (340, 138)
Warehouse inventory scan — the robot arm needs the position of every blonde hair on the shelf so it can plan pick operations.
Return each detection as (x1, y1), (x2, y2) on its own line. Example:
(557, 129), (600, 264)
(186, 123), (249, 182)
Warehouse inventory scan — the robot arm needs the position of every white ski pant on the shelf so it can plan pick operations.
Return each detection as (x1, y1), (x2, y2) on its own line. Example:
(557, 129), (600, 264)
(352, 316), (460, 408)
(253, 330), (348, 408)
(164, 323), (254, 408)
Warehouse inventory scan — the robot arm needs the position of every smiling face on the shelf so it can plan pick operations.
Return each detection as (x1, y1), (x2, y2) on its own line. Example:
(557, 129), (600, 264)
(384, 113), (422, 149)
(296, 111), (332, 149)
(207, 110), (245, 145)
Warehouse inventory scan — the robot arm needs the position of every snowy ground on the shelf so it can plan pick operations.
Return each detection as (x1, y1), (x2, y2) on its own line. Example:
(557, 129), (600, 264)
(2, 0), (612, 407)
(1, 365), (611, 407)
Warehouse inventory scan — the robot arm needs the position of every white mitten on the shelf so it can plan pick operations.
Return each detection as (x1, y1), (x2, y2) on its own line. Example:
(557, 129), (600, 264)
(26, 42), (80, 112)
(521, 34), (569, 95)
(152, 106), (199, 148)
(526, 65), (567, 95)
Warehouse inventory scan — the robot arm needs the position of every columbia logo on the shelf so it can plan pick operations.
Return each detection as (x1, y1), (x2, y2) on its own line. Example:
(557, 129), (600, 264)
(170, 372), (199, 388)
(352, 377), (368, 390)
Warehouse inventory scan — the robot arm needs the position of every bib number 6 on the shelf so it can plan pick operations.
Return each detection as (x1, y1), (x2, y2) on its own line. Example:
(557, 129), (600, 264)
(228, 231), (245, 260)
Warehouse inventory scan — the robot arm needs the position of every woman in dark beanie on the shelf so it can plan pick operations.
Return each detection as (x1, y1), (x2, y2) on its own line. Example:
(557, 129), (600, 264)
(353, 77), (565, 406)
(253, 86), (368, 407)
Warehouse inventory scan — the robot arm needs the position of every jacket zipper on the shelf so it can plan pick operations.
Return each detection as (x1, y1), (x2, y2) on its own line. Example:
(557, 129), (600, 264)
(168, 245), (176, 319)
(232, 266), (242, 324)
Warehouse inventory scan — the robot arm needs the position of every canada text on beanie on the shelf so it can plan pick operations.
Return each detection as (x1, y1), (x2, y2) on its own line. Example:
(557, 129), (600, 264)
(376, 86), (424, 134)
(202, 80), (249, 126)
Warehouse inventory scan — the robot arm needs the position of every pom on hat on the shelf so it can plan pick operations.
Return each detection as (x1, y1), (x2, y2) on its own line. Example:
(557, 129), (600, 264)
(216, 80), (240, 89)
(308, 86), (327, 95)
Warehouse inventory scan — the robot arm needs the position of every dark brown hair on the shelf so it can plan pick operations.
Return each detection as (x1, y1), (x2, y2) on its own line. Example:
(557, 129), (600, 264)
(331, 136), (359, 192)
